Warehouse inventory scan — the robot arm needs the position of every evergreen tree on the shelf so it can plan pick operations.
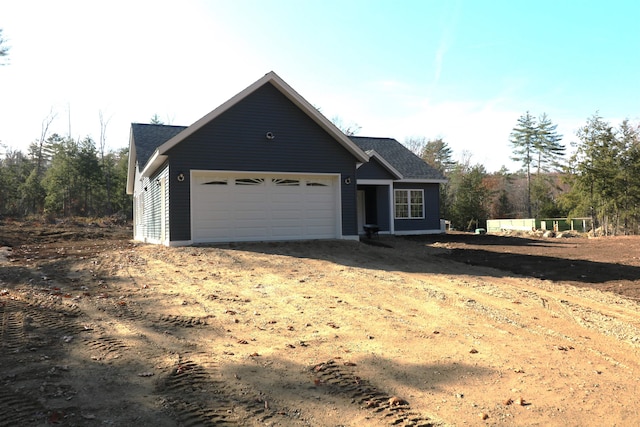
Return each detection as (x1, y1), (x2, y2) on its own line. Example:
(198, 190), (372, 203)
(510, 112), (565, 217)
(535, 113), (565, 173)
(447, 156), (490, 230)
(0, 149), (31, 215)
(568, 113), (619, 234)
(509, 112), (537, 217)
(420, 138), (456, 174)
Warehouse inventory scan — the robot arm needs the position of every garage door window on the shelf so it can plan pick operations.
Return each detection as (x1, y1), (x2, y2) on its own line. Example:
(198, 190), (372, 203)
(235, 178), (264, 185)
(394, 189), (424, 219)
(273, 178), (300, 186)
(306, 180), (329, 187)
(203, 179), (228, 185)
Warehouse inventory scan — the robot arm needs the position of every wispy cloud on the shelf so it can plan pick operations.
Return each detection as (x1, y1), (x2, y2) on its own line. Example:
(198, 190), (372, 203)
(431, 0), (462, 92)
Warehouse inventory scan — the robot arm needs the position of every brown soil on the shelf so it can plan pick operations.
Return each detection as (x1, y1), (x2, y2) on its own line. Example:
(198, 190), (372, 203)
(1, 221), (640, 426)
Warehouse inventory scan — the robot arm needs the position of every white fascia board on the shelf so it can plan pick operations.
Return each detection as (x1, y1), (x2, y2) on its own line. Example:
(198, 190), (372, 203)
(139, 150), (168, 178)
(395, 178), (448, 184)
(356, 179), (394, 186)
(126, 129), (137, 195)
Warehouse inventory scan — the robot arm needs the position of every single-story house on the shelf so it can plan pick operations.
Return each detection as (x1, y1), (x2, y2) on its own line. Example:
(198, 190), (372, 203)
(126, 71), (446, 245)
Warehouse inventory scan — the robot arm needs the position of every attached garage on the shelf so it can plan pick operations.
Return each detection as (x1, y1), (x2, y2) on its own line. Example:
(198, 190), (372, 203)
(191, 171), (340, 243)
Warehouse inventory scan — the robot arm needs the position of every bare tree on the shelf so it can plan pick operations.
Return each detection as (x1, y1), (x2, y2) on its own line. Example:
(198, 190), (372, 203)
(331, 116), (361, 136)
(34, 109), (57, 177)
(403, 136), (427, 156)
(99, 110), (113, 214)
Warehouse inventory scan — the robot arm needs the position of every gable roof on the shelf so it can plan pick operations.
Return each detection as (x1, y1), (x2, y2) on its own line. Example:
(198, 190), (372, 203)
(138, 71), (370, 178)
(350, 136), (447, 182)
(126, 123), (187, 194)
(132, 123), (187, 168)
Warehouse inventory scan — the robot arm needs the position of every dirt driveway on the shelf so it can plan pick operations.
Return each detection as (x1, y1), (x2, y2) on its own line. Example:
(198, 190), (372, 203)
(1, 221), (640, 426)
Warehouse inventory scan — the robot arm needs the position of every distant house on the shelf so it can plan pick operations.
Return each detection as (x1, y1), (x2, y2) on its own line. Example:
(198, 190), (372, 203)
(126, 72), (446, 245)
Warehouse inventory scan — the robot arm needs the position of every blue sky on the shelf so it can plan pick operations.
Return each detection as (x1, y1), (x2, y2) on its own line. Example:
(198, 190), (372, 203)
(1, 0), (638, 172)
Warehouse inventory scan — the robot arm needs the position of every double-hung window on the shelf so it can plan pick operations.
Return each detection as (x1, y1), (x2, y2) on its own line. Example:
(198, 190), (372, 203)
(394, 189), (424, 219)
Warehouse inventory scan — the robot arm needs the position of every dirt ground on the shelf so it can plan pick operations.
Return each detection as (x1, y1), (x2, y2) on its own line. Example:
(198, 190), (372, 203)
(1, 220), (640, 426)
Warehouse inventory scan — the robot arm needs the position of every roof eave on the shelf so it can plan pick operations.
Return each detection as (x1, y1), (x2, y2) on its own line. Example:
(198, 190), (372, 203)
(396, 178), (448, 184)
(140, 150), (168, 178)
(126, 128), (137, 195)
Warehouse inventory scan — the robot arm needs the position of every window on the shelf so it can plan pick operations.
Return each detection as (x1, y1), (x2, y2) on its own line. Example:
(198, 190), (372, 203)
(273, 178), (300, 186)
(235, 178), (264, 186)
(394, 189), (424, 219)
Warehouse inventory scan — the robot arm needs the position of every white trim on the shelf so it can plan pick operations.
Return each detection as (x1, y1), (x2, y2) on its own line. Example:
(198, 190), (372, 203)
(356, 179), (394, 185)
(140, 151), (168, 178)
(396, 178), (448, 184)
(394, 229), (444, 235)
(168, 240), (192, 247)
(394, 189), (425, 220)
(387, 185), (395, 234)
(126, 128), (137, 195)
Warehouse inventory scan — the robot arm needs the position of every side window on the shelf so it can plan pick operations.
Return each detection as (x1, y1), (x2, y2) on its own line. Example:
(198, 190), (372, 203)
(394, 189), (424, 219)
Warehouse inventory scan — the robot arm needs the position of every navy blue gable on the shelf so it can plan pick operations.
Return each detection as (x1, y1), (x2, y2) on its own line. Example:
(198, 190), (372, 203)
(356, 157), (396, 180)
(166, 82), (360, 242)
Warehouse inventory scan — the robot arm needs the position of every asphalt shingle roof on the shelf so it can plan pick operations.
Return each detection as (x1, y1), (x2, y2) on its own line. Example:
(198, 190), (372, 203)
(350, 136), (446, 180)
(131, 123), (186, 169)
(130, 124), (444, 181)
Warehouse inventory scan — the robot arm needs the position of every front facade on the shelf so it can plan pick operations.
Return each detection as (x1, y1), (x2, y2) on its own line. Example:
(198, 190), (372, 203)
(127, 72), (445, 246)
(352, 137), (445, 236)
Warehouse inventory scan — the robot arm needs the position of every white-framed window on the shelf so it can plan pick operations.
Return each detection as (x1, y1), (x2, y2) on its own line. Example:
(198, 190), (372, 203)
(394, 189), (424, 219)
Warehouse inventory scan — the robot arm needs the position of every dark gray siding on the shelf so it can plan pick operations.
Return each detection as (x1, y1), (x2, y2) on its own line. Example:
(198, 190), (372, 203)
(356, 158), (395, 180)
(393, 182), (441, 232)
(376, 186), (391, 231)
(166, 83), (359, 241)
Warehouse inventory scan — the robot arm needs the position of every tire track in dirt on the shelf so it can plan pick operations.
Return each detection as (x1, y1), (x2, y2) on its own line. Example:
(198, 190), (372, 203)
(156, 353), (279, 426)
(311, 360), (441, 427)
(0, 389), (47, 427)
(0, 296), (85, 426)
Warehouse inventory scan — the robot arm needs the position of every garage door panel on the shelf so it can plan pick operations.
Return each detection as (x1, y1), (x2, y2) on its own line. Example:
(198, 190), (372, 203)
(192, 173), (338, 242)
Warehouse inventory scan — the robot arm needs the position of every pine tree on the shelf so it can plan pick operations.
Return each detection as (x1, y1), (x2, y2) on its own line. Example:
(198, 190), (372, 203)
(420, 138), (456, 174)
(509, 112), (537, 217)
(510, 112), (565, 218)
(535, 113), (565, 173)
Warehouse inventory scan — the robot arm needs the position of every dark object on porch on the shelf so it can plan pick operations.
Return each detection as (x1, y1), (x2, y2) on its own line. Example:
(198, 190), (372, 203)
(363, 224), (380, 239)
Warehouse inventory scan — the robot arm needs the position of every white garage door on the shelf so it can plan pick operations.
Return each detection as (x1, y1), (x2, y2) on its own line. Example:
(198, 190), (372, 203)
(191, 172), (340, 243)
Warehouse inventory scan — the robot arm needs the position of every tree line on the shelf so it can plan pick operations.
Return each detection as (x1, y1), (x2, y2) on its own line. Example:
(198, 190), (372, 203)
(0, 133), (130, 220)
(3, 111), (639, 236)
(410, 112), (640, 235)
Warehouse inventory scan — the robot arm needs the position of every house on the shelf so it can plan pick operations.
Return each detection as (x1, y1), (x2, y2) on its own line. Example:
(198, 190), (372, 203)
(126, 71), (446, 245)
